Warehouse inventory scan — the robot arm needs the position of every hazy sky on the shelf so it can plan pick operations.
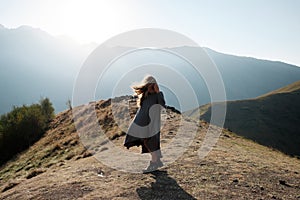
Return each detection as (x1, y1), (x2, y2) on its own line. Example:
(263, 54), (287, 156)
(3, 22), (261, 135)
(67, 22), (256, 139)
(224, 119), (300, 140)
(1, 0), (300, 66)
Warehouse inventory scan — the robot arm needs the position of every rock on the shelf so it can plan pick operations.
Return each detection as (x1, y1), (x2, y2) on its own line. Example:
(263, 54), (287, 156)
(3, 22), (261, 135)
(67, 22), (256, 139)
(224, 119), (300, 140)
(97, 169), (105, 177)
(1, 182), (19, 193)
(26, 169), (45, 179)
(82, 151), (93, 158)
(271, 195), (277, 199)
(279, 180), (291, 187)
(232, 179), (239, 183)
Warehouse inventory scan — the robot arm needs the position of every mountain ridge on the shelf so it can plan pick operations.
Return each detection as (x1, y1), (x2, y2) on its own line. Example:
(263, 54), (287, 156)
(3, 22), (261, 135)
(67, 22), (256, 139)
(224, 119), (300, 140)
(258, 80), (300, 98)
(203, 47), (299, 67)
(1, 24), (300, 114)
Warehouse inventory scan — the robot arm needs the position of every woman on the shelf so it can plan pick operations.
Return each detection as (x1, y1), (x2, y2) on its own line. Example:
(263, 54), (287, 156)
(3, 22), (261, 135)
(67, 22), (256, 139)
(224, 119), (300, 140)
(124, 75), (166, 172)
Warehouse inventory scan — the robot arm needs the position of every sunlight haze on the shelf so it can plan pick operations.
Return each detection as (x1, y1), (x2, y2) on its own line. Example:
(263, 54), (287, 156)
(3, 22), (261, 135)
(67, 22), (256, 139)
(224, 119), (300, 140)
(0, 0), (300, 66)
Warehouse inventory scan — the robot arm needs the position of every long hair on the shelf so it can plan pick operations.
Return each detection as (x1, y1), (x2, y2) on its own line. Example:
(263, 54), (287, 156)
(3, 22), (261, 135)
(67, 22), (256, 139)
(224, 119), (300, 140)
(132, 75), (157, 107)
(132, 84), (150, 107)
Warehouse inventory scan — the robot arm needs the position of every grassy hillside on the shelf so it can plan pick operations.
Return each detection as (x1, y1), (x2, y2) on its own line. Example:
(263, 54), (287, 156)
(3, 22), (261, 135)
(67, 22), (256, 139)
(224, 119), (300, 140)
(195, 80), (300, 156)
(258, 80), (300, 97)
(0, 96), (299, 199)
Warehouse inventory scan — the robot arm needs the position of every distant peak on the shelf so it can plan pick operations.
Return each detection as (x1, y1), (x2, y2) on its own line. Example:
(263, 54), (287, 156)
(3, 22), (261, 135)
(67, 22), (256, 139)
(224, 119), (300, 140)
(17, 25), (35, 31)
(0, 24), (5, 29)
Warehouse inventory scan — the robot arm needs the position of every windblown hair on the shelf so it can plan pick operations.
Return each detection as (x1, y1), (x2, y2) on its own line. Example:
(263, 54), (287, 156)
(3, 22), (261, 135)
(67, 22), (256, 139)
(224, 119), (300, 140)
(132, 84), (150, 107)
(131, 75), (157, 107)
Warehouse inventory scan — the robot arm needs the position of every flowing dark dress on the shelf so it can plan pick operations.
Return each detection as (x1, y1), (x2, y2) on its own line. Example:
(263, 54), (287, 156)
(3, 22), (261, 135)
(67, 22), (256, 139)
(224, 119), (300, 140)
(124, 92), (165, 156)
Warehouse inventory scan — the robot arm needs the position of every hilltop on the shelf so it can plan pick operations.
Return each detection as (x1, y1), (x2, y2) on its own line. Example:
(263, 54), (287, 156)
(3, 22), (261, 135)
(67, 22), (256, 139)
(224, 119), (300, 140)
(0, 96), (299, 199)
(194, 80), (300, 156)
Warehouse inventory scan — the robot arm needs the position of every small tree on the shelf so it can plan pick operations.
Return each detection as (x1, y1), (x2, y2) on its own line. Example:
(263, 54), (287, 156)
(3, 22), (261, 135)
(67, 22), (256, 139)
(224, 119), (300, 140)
(40, 97), (55, 123)
(66, 99), (72, 110)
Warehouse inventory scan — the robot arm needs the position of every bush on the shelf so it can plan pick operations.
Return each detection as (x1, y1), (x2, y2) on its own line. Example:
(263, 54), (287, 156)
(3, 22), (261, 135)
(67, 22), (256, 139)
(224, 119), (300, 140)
(0, 98), (55, 165)
(40, 97), (55, 123)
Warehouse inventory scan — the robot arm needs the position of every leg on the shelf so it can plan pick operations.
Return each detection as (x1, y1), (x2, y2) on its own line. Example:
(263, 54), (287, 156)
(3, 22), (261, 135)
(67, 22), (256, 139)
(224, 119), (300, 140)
(143, 139), (158, 162)
(150, 151), (158, 162)
(142, 139), (163, 173)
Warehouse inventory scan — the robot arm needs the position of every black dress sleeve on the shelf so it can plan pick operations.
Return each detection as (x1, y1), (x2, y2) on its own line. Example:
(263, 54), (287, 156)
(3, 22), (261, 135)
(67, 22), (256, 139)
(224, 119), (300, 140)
(157, 92), (166, 108)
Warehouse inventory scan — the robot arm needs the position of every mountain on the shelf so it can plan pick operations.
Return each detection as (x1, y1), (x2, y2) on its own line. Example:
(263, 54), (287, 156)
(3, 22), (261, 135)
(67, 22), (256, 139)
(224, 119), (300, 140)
(0, 96), (299, 199)
(95, 46), (300, 111)
(0, 24), (95, 114)
(1, 24), (300, 114)
(193, 80), (300, 156)
(203, 47), (300, 101)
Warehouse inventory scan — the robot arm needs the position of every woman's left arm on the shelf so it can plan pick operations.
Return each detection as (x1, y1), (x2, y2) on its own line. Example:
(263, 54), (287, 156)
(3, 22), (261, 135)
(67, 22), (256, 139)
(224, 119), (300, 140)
(154, 84), (166, 107)
(157, 92), (166, 108)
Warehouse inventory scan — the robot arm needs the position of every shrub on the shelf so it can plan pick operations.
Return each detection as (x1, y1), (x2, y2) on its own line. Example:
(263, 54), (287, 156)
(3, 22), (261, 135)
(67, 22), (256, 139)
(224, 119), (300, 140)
(0, 98), (55, 165)
(40, 97), (55, 123)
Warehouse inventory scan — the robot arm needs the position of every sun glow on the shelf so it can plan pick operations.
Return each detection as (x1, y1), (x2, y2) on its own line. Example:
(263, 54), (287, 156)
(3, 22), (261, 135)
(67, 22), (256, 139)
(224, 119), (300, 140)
(56, 0), (134, 43)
